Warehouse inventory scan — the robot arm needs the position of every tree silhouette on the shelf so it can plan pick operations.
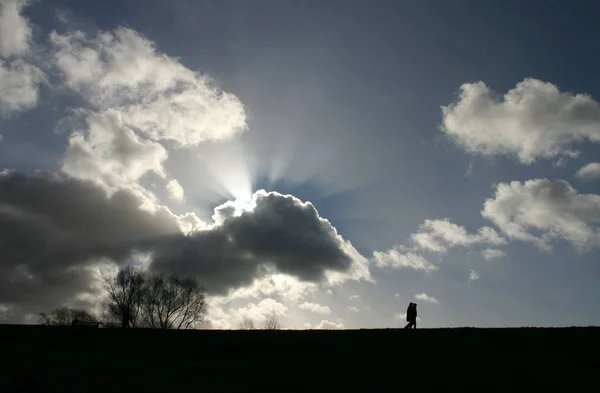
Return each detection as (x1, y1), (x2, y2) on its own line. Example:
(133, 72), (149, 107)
(261, 312), (282, 330)
(140, 273), (207, 329)
(38, 307), (96, 326)
(103, 266), (145, 328)
(102, 267), (207, 329)
(238, 316), (255, 330)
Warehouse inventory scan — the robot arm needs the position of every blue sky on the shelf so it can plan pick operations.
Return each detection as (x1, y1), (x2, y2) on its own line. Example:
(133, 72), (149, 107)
(1, 0), (600, 328)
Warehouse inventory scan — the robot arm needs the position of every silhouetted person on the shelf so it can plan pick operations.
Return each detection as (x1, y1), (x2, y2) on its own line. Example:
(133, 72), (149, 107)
(404, 302), (417, 329)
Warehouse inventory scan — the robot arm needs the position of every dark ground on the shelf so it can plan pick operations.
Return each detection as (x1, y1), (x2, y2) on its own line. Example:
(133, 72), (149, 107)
(0, 325), (598, 392)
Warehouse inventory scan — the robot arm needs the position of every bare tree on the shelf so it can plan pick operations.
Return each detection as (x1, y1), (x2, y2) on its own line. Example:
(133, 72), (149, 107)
(39, 307), (96, 326)
(261, 312), (282, 330)
(237, 316), (255, 330)
(103, 266), (145, 328)
(140, 273), (207, 329)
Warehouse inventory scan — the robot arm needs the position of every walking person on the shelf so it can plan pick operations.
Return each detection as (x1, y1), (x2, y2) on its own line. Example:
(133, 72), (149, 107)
(404, 302), (417, 329)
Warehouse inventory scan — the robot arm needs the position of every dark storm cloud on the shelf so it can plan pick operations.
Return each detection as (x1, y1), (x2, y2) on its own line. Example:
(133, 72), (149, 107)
(0, 169), (181, 318)
(0, 169), (180, 260)
(0, 171), (364, 318)
(149, 190), (358, 295)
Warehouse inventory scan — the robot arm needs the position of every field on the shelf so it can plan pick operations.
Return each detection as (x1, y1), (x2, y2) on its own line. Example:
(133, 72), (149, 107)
(0, 325), (598, 392)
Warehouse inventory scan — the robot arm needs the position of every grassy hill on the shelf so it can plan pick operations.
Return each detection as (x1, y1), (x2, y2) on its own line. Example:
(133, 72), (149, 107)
(0, 325), (598, 392)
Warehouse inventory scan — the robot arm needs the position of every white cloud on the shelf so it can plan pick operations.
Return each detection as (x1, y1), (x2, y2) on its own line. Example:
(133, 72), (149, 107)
(215, 273), (317, 305)
(236, 298), (288, 322)
(0, 1), (42, 116)
(298, 302), (331, 315)
(316, 320), (344, 329)
(0, 60), (43, 116)
(347, 306), (359, 313)
(50, 26), (247, 200)
(208, 279), (316, 330)
(373, 249), (438, 272)
(50, 27), (247, 147)
(394, 293), (401, 300)
(206, 299), (232, 330)
(410, 219), (506, 253)
(61, 110), (168, 187)
(0, 0), (31, 58)
(469, 269), (480, 282)
(326, 289), (332, 295)
(166, 179), (185, 202)
(482, 248), (505, 260)
(349, 294), (360, 300)
(482, 178), (600, 251)
(441, 78), (600, 164)
(415, 292), (439, 304)
(375, 219), (505, 274)
(575, 163), (600, 181)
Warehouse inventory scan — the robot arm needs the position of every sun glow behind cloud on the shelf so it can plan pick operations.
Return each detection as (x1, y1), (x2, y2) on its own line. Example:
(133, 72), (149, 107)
(194, 140), (255, 205)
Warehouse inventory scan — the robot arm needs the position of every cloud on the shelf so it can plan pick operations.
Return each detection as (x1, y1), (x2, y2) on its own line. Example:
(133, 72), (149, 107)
(441, 78), (600, 163)
(316, 320), (344, 329)
(298, 302), (332, 314)
(0, 2), (43, 116)
(49, 25), (247, 202)
(373, 249), (438, 272)
(149, 190), (371, 295)
(205, 300), (232, 330)
(0, 170), (372, 320)
(222, 274), (316, 303)
(0, 0), (31, 58)
(0, 13), (374, 323)
(374, 219), (505, 273)
(410, 219), (506, 253)
(482, 178), (600, 251)
(469, 269), (480, 282)
(236, 298), (288, 322)
(415, 293), (439, 304)
(49, 27), (247, 147)
(0, 60), (43, 116)
(347, 306), (359, 312)
(61, 110), (168, 187)
(394, 293), (401, 300)
(49, 27), (246, 200)
(0, 170), (184, 261)
(349, 294), (360, 300)
(166, 179), (185, 202)
(575, 163), (600, 181)
(482, 248), (505, 260)
(0, 0), (44, 117)
(0, 170), (192, 319)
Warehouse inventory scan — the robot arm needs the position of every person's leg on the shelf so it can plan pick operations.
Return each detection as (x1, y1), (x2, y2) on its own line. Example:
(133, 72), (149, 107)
(414, 319), (417, 329)
(404, 321), (412, 329)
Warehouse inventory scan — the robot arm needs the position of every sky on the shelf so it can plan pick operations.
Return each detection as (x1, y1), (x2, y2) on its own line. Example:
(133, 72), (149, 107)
(1, 0), (600, 329)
